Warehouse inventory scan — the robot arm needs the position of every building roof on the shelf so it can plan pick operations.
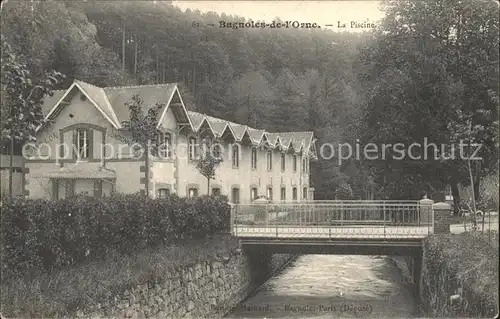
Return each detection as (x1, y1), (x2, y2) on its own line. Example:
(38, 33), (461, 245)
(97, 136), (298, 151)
(188, 111), (315, 155)
(40, 80), (191, 131)
(40, 80), (316, 156)
(41, 90), (66, 116)
(103, 83), (178, 123)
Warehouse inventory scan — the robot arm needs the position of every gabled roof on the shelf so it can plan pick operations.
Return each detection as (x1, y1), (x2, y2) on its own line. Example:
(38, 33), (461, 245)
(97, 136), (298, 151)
(279, 134), (294, 151)
(264, 132), (279, 147)
(76, 80), (121, 127)
(39, 80), (316, 157)
(229, 123), (247, 141)
(247, 128), (265, 144)
(202, 114), (236, 139)
(185, 111), (315, 155)
(209, 121), (229, 137)
(42, 81), (121, 129)
(286, 131), (314, 152)
(187, 111), (205, 131)
(103, 83), (177, 123)
(39, 80), (192, 132)
(41, 90), (66, 116)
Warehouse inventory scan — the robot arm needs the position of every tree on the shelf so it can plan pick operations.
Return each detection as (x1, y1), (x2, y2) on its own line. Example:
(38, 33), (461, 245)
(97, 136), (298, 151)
(0, 35), (63, 198)
(355, 0), (498, 199)
(195, 139), (223, 195)
(124, 94), (164, 197)
(2, 0), (372, 200)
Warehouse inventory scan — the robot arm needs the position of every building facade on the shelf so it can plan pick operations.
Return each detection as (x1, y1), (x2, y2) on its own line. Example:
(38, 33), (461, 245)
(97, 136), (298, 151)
(24, 80), (317, 203)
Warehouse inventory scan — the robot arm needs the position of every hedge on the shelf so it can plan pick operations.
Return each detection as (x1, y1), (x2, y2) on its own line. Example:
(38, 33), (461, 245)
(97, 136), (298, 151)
(0, 193), (230, 277)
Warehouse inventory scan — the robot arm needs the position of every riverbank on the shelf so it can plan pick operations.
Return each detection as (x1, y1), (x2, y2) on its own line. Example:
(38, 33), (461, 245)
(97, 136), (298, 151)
(391, 231), (499, 318)
(226, 254), (419, 318)
(1, 234), (295, 318)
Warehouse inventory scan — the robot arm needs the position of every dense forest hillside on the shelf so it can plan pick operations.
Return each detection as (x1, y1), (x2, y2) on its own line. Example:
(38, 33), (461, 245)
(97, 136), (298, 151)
(1, 0), (498, 204)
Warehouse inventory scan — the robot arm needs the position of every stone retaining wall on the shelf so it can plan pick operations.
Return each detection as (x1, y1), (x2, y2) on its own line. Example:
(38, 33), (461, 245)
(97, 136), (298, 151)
(75, 253), (295, 318)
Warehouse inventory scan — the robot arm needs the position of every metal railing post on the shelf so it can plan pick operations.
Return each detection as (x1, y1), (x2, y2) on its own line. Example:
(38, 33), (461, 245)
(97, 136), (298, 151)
(417, 203), (420, 226)
(329, 213), (332, 239)
(265, 203), (268, 226)
(383, 201), (386, 239)
(341, 202), (344, 227)
(400, 205), (403, 224)
(300, 203), (303, 226)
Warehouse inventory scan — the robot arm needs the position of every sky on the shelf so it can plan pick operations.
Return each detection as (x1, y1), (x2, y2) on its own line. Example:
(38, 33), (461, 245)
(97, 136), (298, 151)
(172, 1), (386, 32)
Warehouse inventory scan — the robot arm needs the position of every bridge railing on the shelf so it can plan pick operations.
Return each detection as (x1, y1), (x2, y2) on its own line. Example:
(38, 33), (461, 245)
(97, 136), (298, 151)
(230, 200), (434, 238)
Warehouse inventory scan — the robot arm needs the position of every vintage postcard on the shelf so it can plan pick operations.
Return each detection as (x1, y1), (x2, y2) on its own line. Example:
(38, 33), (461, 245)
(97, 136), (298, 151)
(1, 1), (498, 318)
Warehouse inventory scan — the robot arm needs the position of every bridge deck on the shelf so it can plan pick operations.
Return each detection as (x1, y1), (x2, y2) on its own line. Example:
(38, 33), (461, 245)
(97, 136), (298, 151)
(233, 225), (433, 239)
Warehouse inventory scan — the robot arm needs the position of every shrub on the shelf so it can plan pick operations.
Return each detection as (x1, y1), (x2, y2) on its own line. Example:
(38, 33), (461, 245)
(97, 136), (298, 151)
(0, 194), (230, 277)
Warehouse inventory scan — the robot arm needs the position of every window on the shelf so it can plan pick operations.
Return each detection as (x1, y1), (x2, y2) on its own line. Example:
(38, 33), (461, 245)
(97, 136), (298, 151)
(251, 187), (258, 200)
(188, 137), (197, 160)
(212, 188), (221, 196)
(293, 155), (297, 172)
(158, 132), (172, 159)
(302, 157), (306, 173)
(188, 187), (198, 198)
(445, 184), (453, 201)
(305, 158), (308, 174)
(292, 187), (297, 200)
(232, 187), (240, 204)
(303, 187), (308, 199)
(267, 151), (272, 171)
(281, 153), (286, 172)
(267, 187), (273, 201)
(232, 144), (239, 168)
(445, 184), (452, 196)
(251, 148), (257, 170)
(280, 187), (286, 200)
(76, 129), (90, 159)
(213, 144), (222, 160)
(157, 188), (170, 198)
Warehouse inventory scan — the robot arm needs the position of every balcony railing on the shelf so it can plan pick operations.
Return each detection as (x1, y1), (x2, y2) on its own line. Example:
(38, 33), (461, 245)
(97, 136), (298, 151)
(230, 201), (434, 239)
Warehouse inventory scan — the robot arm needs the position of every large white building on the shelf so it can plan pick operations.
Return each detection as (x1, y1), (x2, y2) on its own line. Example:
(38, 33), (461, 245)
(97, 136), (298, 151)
(24, 80), (317, 203)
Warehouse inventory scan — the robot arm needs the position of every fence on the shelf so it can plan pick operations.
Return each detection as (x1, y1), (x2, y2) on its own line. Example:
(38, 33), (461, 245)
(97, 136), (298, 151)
(231, 200), (434, 239)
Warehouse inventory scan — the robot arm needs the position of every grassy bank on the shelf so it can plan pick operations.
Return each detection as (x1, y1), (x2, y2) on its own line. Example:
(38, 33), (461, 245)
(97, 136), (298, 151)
(1, 234), (238, 318)
(421, 231), (499, 317)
